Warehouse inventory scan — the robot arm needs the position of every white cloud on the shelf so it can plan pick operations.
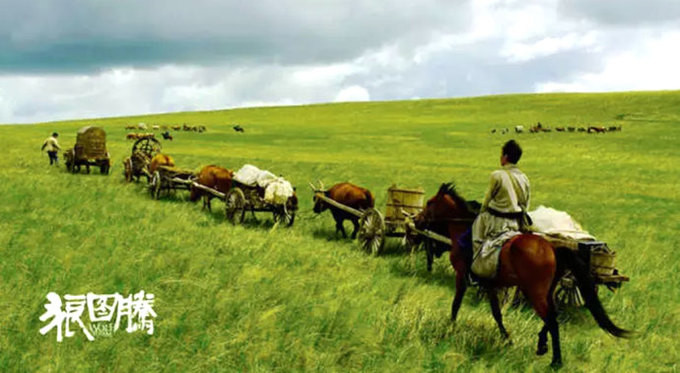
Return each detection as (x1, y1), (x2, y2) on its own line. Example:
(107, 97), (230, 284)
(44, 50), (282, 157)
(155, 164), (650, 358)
(501, 31), (599, 63)
(535, 31), (680, 92)
(334, 86), (371, 102)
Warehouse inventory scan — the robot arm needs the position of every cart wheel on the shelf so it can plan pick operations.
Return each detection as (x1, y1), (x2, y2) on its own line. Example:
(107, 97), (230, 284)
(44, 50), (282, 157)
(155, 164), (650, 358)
(149, 171), (161, 199)
(273, 205), (296, 227)
(225, 188), (246, 224)
(132, 137), (162, 157)
(358, 207), (386, 256)
(124, 158), (133, 182)
(553, 271), (584, 308)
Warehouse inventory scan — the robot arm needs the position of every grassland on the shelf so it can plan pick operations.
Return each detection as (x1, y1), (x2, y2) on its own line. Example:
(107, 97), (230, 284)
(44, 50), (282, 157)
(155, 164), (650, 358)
(1, 91), (679, 372)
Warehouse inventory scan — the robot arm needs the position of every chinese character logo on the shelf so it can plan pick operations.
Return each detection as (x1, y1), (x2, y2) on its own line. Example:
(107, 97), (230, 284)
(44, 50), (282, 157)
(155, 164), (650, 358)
(39, 291), (156, 342)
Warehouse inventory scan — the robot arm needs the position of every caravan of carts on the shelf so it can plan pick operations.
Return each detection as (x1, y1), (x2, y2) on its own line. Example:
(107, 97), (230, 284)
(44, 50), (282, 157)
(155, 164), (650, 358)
(62, 125), (629, 308)
(120, 135), (298, 226)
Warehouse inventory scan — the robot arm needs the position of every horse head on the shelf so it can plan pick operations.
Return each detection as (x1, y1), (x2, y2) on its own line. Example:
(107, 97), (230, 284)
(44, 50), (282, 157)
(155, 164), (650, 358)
(415, 182), (473, 230)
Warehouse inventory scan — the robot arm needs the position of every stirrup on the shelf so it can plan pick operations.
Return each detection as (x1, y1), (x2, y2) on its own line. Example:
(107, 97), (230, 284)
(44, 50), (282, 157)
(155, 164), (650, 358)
(466, 272), (479, 286)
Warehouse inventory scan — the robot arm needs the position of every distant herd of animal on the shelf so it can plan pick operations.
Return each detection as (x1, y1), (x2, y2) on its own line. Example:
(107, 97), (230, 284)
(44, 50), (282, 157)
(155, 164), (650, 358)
(492, 122), (623, 134)
(124, 123), (207, 142)
(124, 122), (248, 141)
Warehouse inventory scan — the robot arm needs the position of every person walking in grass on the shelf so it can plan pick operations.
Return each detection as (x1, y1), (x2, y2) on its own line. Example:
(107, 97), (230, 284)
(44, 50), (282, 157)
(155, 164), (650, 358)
(470, 139), (532, 279)
(41, 132), (61, 165)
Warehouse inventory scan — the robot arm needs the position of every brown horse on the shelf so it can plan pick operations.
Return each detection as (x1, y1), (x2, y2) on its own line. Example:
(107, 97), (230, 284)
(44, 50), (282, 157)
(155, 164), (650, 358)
(415, 183), (631, 368)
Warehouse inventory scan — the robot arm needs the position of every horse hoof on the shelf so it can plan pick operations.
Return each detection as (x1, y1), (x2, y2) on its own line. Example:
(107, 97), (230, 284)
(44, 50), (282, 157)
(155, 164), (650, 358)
(536, 345), (548, 356)
(550, 360), (562, 370)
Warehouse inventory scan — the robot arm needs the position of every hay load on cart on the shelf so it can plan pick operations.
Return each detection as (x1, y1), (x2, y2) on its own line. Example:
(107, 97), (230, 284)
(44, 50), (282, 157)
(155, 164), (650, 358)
(64, 126), (111, 174)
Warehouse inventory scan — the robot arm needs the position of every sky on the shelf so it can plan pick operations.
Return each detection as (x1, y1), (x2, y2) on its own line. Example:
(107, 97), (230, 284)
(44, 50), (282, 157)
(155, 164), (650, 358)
(1, 0), (679, 124)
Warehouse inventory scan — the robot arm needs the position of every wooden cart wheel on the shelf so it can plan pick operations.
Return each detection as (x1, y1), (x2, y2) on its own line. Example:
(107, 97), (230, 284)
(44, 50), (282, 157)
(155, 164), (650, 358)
(225, 188), (246, 224)
(132, 137), (162, 157)
(273, 204), (296, 227)
(553, 271), (584, 308)
(149, 171), (161, 200)
(358, 207), (386, 256)
(124, 158), (133, 182)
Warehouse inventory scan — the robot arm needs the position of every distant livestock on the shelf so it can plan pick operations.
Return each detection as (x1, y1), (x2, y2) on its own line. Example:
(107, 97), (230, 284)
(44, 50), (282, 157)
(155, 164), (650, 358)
(137, 123), (148, 130)
(588, 126), (606, 133)
(126, 133), (155, 140)
(152, 125), (160, 131)
(515, 125), (524, 133)
(234, 125), (245, 133)
(161, 131), (173, 141)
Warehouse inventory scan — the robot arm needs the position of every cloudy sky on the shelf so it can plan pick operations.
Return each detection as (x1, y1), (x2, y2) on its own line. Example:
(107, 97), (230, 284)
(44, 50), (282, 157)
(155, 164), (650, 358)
(1, 0), (679, 123)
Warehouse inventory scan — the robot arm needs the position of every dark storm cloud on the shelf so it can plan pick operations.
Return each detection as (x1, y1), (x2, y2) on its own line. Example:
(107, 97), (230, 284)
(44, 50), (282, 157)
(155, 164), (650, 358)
(558, 0), (680, 26)
(0, 0), (470, 73)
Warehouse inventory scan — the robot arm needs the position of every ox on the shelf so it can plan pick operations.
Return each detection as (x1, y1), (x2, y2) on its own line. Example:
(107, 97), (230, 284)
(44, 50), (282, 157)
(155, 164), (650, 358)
(149, 154), (175, 174)
(190, 165), (234, 211)
(311, 182), (374, 239)
(515, 125), (524, 133)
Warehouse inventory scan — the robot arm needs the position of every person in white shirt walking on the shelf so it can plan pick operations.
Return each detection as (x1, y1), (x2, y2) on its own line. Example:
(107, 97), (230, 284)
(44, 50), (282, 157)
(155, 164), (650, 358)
(41, 132), (61, 165)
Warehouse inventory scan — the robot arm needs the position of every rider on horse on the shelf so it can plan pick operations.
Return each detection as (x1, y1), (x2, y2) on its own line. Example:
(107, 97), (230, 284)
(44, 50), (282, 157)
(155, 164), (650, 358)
(471, 140), (532, 278)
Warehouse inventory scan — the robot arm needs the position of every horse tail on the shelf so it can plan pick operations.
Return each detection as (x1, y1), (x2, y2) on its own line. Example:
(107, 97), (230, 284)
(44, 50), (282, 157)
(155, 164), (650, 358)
(555, 246), (633, 338)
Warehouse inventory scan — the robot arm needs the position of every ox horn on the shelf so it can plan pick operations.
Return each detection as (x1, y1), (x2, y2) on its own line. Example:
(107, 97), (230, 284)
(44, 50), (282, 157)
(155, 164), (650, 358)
(317, 179), (325, 191)
(308, 182), (317, 192)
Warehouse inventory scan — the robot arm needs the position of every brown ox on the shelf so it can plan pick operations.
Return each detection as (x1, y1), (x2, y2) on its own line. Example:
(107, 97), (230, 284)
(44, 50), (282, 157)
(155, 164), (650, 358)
(313, 182), (374, 238)
(190, 165), (234, 211)
(149, 154), (175, 174)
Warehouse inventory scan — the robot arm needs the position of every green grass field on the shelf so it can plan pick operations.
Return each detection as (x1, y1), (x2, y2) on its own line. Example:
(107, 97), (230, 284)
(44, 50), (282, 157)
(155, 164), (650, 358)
(1, 91), (679, 372)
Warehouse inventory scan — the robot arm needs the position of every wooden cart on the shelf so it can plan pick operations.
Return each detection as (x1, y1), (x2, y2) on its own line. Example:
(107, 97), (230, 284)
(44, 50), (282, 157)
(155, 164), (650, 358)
(123, 137), (162, 182)
(312, 185), (425, 255)
(148, 165), (196, 200)
(541, 235), (629, 307)
(224, 180), (297, 227)
(64, 126), (111, 175)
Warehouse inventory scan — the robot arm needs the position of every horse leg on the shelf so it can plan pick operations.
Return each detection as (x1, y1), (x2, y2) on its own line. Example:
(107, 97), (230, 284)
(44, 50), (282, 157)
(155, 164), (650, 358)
(488, 287), (510, 341)
(536, 324), (549, 355)
(426, 241), (434, 272)
(350, 219), (359, 239)
(451, 271), (467, 321)
(525, 289), (561, 367)
(450, 250), (468, 321)
(337, 219), (348, 238)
